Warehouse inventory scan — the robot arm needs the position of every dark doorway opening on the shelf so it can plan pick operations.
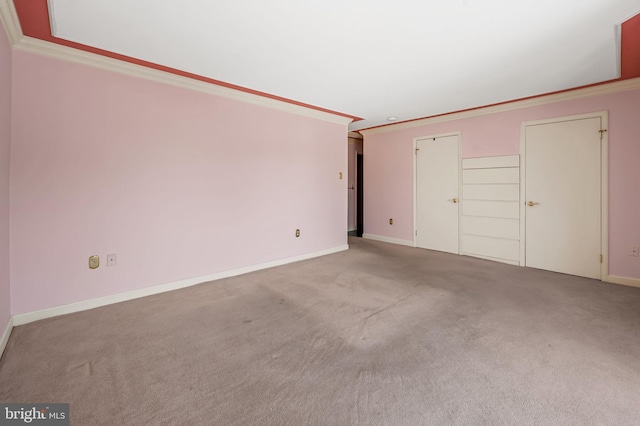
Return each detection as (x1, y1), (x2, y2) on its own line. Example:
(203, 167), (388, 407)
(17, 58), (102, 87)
(356, 153), (364, 237)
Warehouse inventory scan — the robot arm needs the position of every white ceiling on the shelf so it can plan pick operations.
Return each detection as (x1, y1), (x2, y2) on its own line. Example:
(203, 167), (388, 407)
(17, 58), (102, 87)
(48, 0), (640, 131)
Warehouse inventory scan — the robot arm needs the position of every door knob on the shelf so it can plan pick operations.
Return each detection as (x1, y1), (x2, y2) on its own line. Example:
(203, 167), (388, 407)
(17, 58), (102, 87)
(448, 198), (458, 203)
(527, 201), (539, 207)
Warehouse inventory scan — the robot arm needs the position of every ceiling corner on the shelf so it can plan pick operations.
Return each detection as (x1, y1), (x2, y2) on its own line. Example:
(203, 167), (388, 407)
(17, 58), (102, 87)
(0, 0), (24, 46)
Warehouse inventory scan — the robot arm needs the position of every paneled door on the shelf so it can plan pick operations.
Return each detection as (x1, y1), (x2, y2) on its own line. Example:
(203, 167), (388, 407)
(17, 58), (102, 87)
(415, 134), (460, 254)
(524, 114), (604, 279)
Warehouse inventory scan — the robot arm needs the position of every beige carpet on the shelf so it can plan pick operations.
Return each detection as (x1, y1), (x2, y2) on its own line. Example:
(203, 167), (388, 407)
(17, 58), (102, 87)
(1, 237), (640, 425)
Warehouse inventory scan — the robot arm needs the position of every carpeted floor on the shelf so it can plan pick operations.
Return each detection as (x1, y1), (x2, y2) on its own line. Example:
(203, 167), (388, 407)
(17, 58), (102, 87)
(1, 237), (640, 425)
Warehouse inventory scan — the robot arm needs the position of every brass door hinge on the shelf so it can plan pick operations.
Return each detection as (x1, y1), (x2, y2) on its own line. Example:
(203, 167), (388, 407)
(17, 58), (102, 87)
(600, 254), (603, 263)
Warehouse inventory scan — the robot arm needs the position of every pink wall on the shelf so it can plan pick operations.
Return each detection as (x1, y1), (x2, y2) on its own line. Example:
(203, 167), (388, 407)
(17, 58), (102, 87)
(0, 24), (11, 327)
(10, 51), (348, 315)
(364, 88), (640, 280)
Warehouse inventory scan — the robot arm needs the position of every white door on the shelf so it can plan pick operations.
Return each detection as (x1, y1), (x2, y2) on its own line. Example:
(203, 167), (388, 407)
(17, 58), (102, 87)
(524, 116), (602, 279)
(416, 135), (459, 253)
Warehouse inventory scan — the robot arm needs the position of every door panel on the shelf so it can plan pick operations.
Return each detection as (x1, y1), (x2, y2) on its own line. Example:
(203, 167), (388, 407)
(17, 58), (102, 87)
(463, 184), (520, 201)
(463, 200), (519, 219)
(463, 216), (520, 240)
(525, 117), (601, 279)
(464, 235), (520, 262)
(416, 135), (459, 254)
(462, 168), (520, 184)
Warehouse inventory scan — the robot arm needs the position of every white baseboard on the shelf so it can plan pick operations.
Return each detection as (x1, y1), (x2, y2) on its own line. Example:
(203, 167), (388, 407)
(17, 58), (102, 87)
(12, 245), (349, 326)
(0, 316), (13, 360)
(363, 233), (415, 247)
(605, 275), (640, 289)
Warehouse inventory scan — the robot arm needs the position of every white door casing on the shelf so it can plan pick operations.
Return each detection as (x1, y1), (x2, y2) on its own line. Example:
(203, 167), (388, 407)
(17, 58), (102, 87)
(414, 133), (461, 254)
(520, 112), (608, 280)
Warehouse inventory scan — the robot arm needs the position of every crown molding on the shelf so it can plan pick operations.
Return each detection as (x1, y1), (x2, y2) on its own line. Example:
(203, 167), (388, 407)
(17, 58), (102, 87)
(0, 0), (352, 126)
(14, 37), (353, 126)
(360, 77), (640, 136)
(0, 0), (22, 45)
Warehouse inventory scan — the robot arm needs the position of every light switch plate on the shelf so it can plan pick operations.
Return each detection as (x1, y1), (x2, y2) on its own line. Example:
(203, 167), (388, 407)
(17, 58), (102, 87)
(89, 255), (99, 269)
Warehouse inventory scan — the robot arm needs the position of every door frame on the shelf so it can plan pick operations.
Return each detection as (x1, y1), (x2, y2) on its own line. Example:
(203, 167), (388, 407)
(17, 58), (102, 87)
(413, 131), (463, 251)
(356, 153), (364, 237)
(519, 111), (608, 279)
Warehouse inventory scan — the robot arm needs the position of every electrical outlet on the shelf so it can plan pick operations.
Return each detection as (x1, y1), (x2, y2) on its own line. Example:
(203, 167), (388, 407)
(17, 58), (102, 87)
(631, 247), (640, 257)
(295, 229), (300, 238)
(107, 253), (117, 266)
(89, 255), (99, 269)
(389, 218), (393, 225)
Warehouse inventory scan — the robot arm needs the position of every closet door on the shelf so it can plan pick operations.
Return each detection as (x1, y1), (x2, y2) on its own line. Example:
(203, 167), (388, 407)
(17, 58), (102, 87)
(415, 135), (460, 254)
(524, 115), (603, 279)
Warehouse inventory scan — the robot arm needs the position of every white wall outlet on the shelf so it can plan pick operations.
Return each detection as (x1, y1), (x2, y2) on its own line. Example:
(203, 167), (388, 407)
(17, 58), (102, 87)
(631, 247), (640, 257)
(107, 253), (117, 266)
